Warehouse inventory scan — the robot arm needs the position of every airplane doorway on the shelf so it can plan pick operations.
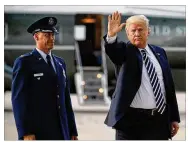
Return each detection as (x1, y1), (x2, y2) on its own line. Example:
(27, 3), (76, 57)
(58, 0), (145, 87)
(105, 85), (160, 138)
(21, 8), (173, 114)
(75, 14), (102, 67)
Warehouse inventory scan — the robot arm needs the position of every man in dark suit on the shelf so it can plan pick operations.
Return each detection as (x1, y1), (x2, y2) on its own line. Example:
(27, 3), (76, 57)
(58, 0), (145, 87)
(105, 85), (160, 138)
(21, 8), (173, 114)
(104, 11), (180, 140)
(11, 17), (78, 140)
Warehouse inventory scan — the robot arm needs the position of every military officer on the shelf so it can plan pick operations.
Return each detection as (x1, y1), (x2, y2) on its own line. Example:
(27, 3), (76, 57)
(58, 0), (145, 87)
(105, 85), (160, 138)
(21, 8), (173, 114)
(11, 17), (78, 140)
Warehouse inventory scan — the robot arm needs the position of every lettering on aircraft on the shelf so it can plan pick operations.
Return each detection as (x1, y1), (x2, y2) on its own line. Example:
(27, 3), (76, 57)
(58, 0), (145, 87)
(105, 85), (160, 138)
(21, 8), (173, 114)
(150, 25), (186, 36)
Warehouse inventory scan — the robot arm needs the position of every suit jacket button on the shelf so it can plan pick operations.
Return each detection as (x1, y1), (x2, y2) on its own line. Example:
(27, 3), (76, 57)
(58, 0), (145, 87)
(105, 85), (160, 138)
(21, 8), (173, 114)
(58, 106), (61, 109)
(57, 95), (59, 98)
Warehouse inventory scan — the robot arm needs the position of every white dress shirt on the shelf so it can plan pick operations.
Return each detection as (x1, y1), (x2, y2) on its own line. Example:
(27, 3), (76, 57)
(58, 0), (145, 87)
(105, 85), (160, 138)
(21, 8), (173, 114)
(36, 48), (56, 73)
(106, 35), (166, 109)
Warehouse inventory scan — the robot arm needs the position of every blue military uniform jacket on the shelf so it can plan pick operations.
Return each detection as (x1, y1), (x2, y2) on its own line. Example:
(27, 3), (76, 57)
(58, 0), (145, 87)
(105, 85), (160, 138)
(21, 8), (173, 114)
(11, 48), (78, 140)
(103, 35), (180, 139)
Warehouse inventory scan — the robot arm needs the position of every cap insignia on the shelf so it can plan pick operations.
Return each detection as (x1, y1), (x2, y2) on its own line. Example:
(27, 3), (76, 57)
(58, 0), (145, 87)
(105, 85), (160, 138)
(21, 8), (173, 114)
(48, 18), (54, 25)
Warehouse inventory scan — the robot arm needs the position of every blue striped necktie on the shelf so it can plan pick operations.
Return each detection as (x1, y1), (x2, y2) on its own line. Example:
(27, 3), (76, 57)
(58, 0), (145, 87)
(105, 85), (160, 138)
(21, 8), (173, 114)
(141, 49), (166, 114)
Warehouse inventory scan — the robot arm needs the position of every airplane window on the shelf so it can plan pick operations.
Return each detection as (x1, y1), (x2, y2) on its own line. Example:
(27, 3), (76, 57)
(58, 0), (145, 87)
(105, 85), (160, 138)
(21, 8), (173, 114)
(4, 14), (74, 46)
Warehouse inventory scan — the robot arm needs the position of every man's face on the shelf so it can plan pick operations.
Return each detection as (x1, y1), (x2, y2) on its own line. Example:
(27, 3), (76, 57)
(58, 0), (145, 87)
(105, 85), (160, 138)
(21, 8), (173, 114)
(35, 32), (55, 50)
(126, 22), (149, 48)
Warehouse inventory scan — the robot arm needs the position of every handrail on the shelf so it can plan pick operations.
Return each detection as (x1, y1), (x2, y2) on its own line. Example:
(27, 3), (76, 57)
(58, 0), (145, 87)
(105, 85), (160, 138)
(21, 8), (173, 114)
(101, 41), (110, 105)
(74, 41), (84, 83)
(101, 41), (108, 86)
(4, 63), (13, 74)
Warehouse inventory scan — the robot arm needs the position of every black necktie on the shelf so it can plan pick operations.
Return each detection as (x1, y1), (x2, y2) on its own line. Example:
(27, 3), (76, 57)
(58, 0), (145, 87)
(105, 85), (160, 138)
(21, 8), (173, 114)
(141, 49), (166, 114)
(46, 54), (55, 72)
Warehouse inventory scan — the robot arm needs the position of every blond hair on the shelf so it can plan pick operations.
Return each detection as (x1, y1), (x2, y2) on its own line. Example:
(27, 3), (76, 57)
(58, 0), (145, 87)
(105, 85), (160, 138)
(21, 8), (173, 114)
(126, 15), (149, 29)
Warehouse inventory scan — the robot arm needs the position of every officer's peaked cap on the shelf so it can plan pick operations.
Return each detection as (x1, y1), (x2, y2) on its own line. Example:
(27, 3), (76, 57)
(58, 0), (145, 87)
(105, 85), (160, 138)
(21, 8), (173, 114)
(27, 17), (59, 34)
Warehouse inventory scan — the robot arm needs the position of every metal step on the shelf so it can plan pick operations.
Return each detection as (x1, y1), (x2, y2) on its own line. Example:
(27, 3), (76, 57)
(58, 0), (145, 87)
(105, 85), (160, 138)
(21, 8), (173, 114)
(75, 72), (110, 106)
(84, 81), (101, 86)
(82, 66), (101, 71)
(84, 86), (102, 89)
(82, 92), (103, 96)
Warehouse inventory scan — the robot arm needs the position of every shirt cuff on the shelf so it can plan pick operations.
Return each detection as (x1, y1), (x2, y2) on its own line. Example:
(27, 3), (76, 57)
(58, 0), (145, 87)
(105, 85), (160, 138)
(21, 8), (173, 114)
(106, 34), (117, 44)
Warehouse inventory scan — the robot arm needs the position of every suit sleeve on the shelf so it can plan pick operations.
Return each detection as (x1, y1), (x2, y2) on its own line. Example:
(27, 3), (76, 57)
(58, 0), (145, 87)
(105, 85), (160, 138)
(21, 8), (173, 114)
(64, 63), (78, 136)
(163, 49), (180, 123)
(103, 34), (127, 65)
(11, 57), (33, 139)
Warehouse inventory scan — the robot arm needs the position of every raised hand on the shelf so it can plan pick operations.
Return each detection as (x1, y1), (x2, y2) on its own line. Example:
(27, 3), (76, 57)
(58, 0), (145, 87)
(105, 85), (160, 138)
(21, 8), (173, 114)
(108, 11), (126, 37)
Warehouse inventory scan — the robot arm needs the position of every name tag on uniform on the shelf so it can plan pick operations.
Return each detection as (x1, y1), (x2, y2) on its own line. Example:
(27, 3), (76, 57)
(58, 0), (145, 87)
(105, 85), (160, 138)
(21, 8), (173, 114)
(34, 73), (44, 77)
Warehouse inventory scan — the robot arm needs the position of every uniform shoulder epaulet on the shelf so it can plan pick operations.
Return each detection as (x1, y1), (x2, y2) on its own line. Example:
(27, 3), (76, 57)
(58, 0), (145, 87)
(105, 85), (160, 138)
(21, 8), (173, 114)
(53, 55), (65, 63)
(20, 52), (33, 58)
(53, 55), (62, 60)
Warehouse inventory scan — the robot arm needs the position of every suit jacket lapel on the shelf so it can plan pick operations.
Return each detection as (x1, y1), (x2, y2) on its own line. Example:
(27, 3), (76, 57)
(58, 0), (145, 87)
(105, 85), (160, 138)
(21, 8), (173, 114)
(128, 43), (143, 75)
(52, 55), (66, 89)
(32, 48), (57, 75)
(32, 48), (45, 63)
(126, 43), (143, 82)
(32, 48), (49, 68)
(148, 44), (166, 76)
(135, 47), (143, 75)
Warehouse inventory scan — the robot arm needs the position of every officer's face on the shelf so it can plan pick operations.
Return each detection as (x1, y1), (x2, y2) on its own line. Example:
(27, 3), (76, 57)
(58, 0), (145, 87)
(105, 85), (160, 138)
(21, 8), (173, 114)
(36, 32), (55, 50)
(126, 22), (150, 48)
